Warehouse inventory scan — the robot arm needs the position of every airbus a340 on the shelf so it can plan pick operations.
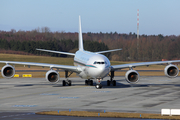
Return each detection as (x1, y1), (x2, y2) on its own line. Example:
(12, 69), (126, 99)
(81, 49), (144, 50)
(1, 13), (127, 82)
(0, 16), (180, 89)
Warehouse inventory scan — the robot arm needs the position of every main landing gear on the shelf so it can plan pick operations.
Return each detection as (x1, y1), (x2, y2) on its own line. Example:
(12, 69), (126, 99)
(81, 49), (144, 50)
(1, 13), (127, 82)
(107, 71), (116, 86)
(85, 79), (93, 86)
(62, 71), (73, 86)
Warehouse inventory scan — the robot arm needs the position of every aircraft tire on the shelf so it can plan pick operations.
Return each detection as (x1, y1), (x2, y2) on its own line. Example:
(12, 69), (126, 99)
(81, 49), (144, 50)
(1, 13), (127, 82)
(95, 84), (102, 89)
(68, 80), (72, 86)
(90, 80), (93, 86)
(62, 80), (66, 86)
(107, 80), (110, 86)
(85, 80), (88, 85)
(112, 80), (116, 86)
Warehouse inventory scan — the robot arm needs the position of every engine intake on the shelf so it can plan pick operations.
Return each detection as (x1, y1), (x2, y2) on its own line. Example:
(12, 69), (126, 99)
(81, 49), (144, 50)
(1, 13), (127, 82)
(46, 70), (60, 83)
(125, 70), (139, 83)
(1, 65), (15, 78)
(164, 64), (179, 78)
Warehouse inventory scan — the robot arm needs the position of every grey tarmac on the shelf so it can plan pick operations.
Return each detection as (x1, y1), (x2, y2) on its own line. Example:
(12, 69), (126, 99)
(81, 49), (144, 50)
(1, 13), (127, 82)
(0, 76), (180, 115)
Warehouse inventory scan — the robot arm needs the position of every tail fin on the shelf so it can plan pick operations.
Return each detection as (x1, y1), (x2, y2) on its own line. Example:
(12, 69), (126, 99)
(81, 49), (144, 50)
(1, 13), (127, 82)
(79, 16), (84, 51)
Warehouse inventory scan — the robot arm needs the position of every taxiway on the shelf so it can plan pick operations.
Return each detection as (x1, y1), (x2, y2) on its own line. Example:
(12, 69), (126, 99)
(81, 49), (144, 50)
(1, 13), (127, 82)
(0, 76), (180, 115)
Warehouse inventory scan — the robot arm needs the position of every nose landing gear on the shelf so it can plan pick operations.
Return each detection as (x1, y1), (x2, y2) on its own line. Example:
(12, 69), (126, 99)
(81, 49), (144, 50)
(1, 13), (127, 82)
(95, 78), (103, 89)
(95, 84), (102, 89)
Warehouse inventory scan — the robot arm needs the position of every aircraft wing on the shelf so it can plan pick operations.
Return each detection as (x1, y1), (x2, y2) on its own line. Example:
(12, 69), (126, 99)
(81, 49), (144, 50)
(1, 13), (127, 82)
(36, 49), (75, 56)
(0, 61), (81, 73)
(95, 49), (122, 54)
(111, 60), (180, 71)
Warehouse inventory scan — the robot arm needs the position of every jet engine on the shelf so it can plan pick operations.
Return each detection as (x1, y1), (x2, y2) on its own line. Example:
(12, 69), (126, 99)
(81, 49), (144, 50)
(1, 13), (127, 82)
(125, 70), (139, 83)
(46, 70), (60, 83)
(1, 65), (15, 78)
(164, 64), (179, 78)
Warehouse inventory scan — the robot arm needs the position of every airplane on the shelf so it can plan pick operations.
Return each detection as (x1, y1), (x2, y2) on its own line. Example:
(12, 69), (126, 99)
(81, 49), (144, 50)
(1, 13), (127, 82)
(0, 16), (180, 89)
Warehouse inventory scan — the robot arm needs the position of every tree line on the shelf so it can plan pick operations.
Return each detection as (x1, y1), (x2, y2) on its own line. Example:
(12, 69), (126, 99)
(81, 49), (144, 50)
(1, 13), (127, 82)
(0, 28), (180, 61)
(0, 32), (109, 58)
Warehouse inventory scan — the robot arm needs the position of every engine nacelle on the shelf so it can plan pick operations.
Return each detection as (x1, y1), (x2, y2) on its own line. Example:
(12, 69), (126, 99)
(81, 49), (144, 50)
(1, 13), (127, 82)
(164, 64), (179, 78)
(46, 70), (60, 83)
(125, 70), (139, 84)
(1, 65), (15, 78)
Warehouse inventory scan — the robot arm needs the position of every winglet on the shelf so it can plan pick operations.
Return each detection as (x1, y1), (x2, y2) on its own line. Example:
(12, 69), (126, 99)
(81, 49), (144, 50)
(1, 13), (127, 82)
(79, 16), (84, 51)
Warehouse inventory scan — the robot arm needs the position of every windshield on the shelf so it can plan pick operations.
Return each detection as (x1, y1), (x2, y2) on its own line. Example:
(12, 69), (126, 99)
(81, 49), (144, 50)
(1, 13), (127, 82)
(93, 61), (107, 64)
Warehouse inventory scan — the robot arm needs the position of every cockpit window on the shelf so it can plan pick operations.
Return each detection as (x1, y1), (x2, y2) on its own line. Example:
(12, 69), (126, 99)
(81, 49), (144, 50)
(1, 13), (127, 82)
(93, 61), (107, 64)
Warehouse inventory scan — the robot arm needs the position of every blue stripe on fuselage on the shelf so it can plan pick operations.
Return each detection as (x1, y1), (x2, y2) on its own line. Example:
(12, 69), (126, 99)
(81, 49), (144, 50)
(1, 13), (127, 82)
(74, 60), (96, 68)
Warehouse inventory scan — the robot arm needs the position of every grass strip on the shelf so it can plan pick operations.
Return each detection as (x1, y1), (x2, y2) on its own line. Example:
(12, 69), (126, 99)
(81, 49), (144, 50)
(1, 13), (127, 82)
(36, 111), (180, 119)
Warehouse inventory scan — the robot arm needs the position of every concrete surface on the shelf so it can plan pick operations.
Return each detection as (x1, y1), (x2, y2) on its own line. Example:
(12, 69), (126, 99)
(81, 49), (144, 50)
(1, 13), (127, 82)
(0, 76), (180, 114)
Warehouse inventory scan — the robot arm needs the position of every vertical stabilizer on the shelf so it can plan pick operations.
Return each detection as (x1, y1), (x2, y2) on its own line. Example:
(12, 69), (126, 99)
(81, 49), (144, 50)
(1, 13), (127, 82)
(79, 16), (84, 51)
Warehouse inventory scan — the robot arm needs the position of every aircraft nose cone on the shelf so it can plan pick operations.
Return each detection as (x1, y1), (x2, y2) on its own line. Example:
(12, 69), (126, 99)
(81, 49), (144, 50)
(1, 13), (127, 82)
(97, 66), (109, 78)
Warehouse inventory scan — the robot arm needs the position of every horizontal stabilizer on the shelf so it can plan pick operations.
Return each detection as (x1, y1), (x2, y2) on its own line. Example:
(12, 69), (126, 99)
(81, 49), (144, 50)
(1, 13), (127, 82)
(36, 49), (75, 56)
(95, 48), (122, 54)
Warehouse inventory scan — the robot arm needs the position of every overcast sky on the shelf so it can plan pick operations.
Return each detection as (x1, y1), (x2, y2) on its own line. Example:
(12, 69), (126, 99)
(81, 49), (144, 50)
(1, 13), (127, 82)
(1, 0), (180, 36)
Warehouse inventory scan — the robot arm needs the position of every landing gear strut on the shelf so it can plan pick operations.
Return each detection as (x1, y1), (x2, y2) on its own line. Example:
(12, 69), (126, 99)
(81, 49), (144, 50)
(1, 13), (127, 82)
(62, 70), (73, 86)
(107, 71), (116, 86)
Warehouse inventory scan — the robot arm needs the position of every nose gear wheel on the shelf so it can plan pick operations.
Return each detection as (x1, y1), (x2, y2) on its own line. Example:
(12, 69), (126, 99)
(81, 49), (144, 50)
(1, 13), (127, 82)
(95, 84), (102, 89)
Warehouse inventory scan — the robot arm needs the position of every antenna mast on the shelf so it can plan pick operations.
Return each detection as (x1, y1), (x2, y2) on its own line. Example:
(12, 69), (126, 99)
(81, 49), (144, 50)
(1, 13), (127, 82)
(137, 9), (139, 39)
(137, 9), (139, 60)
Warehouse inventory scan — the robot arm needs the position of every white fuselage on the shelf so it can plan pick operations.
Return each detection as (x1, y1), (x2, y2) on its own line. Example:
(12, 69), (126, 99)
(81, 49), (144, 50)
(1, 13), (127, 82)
(74, 50), (111, 79)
